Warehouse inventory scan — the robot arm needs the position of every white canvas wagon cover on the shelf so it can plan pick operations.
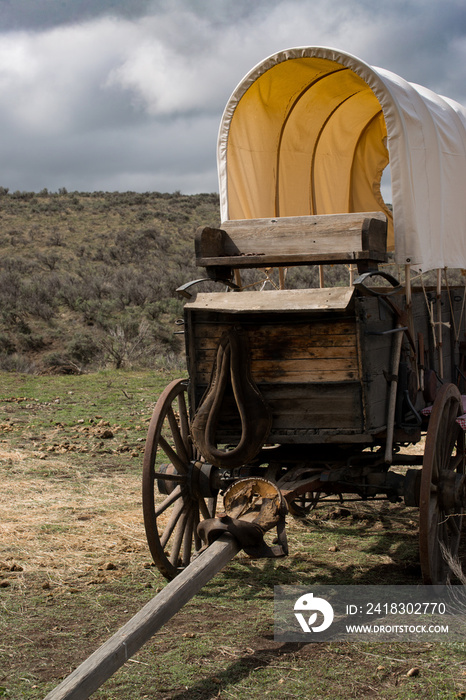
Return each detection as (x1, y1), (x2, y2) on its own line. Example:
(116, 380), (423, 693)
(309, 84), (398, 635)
(217, 47), (466, 273)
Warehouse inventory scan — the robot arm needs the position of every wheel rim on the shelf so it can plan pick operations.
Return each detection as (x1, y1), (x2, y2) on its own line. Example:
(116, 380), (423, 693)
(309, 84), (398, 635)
(142, 379), (218, 580)
(419, 383), (465, 584)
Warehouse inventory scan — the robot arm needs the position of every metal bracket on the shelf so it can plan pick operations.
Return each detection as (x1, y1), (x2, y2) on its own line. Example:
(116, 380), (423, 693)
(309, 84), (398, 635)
(197, 478), (288, 558)
(176, 278), (240, 299)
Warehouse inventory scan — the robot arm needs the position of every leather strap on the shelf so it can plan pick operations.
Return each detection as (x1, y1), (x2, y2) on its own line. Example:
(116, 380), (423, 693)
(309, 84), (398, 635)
(191, 329), (272, 468)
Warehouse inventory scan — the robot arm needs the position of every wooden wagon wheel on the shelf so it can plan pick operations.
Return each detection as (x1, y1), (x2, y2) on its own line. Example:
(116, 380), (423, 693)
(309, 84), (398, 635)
(142, 379), (218, 580)
(419, 383), (465, 584)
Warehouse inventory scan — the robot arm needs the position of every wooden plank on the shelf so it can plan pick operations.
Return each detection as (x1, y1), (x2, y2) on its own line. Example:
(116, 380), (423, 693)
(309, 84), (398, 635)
(195, 212), (387, 268)
(193, 320), (356, 341)
(259, 383), (362, 430)
(196, 355), (358, 374)
(197, 250), (387, 268)
(193, 356), (359, 381)
(213, 428), (375, 445)
(196, 342), (357, 366)
(44, 536), (240, 700)
(196, 365), (358, 384)
(187, 313), (359, 387)
(185, 287), (356, 313)
(195, 333), (357, 350)
(201, 382), (363, 436)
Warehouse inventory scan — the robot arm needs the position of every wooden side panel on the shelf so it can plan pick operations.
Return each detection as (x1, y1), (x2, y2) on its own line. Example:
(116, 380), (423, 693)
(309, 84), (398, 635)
(192, 319), (359, 384)
(184, 284), (466, 446)
(197, 382), (363, 443)
(185, 309), (364, 442)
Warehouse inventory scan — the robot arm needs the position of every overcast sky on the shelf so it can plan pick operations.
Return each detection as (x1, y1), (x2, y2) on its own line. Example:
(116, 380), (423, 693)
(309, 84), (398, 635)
(0, 0), (465, 194)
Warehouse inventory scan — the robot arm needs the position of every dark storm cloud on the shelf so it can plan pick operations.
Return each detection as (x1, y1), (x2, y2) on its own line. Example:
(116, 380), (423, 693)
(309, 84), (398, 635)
(0, 0), (153, 31)
(0, 0), (464, 193)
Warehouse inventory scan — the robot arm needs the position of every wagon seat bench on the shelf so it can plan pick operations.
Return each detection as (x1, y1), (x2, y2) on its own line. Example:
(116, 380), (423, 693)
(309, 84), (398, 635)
(143, 211), (466, 587)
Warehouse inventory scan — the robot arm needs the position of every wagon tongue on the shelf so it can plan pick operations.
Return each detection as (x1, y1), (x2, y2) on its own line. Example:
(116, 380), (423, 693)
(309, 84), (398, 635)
(198, 477), (288, 558)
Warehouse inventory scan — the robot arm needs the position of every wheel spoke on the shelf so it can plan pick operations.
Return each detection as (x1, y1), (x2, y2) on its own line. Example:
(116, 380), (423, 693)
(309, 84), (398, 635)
(446, 514), (461, 537)
(159, 435), (189, 475)
(177, 391), (191, 453)
(169, 505), (191, 566)
(449, 450), (464, 472)
(182, 512), (195, 567)
(167, 405), (190, 464)
(153, 471), (186, 484)
(193, 508), (202, 550)
(198, 496), (212, 521)
(160, 497), (187, 548)
(207, 495), (218, 518)
(154, 485), (185, 518)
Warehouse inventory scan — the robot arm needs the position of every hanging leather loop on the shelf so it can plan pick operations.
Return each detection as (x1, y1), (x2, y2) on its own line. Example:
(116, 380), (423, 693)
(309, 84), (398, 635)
(191, 329), (272, 468)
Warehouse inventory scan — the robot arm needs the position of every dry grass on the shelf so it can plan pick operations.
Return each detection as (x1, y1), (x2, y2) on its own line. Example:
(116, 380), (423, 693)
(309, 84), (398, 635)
(0, 446), (152, 598)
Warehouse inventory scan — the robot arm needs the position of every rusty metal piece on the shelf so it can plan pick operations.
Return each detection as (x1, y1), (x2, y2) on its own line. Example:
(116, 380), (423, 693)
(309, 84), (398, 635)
(198, 478), (288, 558)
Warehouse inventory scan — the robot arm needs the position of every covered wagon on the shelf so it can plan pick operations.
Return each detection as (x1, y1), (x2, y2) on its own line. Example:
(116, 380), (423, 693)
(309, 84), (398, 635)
(143, 47), (466, 585)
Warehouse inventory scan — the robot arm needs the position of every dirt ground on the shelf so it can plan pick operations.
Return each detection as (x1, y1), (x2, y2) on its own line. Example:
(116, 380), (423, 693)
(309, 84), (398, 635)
(1, 427), (466, 699)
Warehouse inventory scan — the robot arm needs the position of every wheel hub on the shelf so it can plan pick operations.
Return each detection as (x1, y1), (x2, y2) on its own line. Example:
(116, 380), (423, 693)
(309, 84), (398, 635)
(438, 470), (466, 512)
(156, 460), (217, 499)
(190, 460), (216, 498)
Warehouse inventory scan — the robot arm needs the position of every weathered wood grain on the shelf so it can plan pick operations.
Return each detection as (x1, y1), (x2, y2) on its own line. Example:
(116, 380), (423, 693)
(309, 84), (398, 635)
(195, 212), (387, 268)
(207, 382), (363, 433)
(195, 358), (358, 384)
(195, 344), (357, 362)
(185, 287), (356, 313)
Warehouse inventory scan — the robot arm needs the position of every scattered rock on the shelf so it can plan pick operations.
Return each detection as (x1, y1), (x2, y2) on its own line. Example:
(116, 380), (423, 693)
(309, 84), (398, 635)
(407, 667), (420, 677)
(100, 429), (114, 439)
(328, 508), (351, 519)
